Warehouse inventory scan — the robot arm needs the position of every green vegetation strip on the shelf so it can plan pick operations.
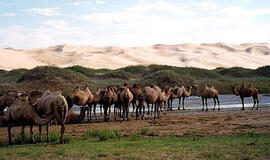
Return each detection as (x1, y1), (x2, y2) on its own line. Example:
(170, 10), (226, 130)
(0, 130), (270, 160)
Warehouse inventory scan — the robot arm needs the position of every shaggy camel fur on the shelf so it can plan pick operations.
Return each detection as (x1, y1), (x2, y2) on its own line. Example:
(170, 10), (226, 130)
(232, 84), (259, 110)
(66, 86), (94, 121)
(170, 86), (193, 110)
(129, 84), (142, 117)
(7, 97), (55, 144)
(120, 85), (133, 121)
(194, 85), (220, 111)
(36, 91), (68, 144)
(65, 107), (88, 124)
(0, 91), (27, 113)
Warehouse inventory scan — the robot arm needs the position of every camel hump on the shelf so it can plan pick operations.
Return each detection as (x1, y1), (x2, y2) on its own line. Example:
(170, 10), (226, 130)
(241, 83), (246, 88)
(203, 84), (208, 88)
(248, 84), (253, 88)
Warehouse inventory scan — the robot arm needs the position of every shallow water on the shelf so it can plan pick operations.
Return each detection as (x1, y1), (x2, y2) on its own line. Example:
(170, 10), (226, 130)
(72, 94), (270, 113)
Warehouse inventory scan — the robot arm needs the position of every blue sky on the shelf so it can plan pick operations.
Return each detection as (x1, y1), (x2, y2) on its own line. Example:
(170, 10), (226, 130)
(0, 0), (270, 49)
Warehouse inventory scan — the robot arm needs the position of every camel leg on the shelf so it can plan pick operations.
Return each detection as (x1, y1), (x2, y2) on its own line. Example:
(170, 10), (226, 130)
(8, 125), (12, 145)
(93, 104), (98, 120)
(39, 125), (42, 142)
(256, 98), (259, 110)
(21, 125), (25, 144)
(147, 103), (150, 115)
(30, 125), (35, 143)
(241, 97), (245, 110)
(132, 102), (136, 117)
(136, 104), (139, 120)
(126, 104), (129, 121)
(60, 123), (65, 144)
(114, 104), (116, 120)
(100, 105), (103, 116)
(182, 97), (185, 110)
(201, 97), (204, 111)
(154, 103), (157, 119)
(89, 104), (92, 121)
(217, 97), (220, 111)
(251, 97), (256, 110)
(178, 97), (181, 110)
(205, 98), (208, 111)
(213, 98), (216, 111)
(142, 104), (145, 119)
(46, 124), (50, 142)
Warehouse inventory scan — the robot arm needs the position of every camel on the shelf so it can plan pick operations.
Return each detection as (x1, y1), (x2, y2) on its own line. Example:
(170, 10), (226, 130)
(170, 85), (193, 110)
(100, 87), (115, 121)
(0, 91), (28, 113)
(120, 84), (133, 121)
(91, 88), (106, 120)
(0, 114), (7, 126)
(66, 86), (94, 121)
(153, 86), (172, 118)
(231, 84), (259, 110)
(36, 91), (68, 144)
(65, 107), (88, 124)
(7, 97), (55, 144)
(139, 86), (159, 118)
(129, 84), (142, 117)
(193, 84), (220, 111)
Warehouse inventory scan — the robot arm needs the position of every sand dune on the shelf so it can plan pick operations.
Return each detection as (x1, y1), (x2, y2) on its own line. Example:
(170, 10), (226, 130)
(0, 43), (269, 70)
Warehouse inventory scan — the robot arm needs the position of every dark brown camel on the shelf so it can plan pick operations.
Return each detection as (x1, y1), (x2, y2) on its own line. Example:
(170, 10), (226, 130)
(193, 84), (220, 111)
(0, 91), (28, 113)
(129, 84), (142, 117)
(231, 84), (259, 110)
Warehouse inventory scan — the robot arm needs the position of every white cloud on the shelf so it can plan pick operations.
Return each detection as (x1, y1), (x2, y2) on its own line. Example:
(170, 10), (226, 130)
(191, 1), (217, 10)
(24, 8), (61, 16)
(70, 1), (92, 6)
(0, 20), (93, 49)
(1, 13), (16, 17)
(96, 0), (105, 4)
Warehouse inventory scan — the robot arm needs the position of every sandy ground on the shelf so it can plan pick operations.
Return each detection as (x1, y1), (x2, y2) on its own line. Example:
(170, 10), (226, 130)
(1, 106), (270, 141)
(1, 43), (270, 70)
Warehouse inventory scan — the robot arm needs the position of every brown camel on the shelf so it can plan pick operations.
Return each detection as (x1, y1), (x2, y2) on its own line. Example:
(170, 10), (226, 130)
(65, 107), (88, 124)
(140, 86), (159, 118)
(0, 91), (28, 113)
(170, 85), (193, 110)
(193, 84), (220, 111)
(120, 84), (133, 121)
(0, 114), (7, 126)
(129, 84), (142, 117)
(92, 88), (106, 120)
(36, 91), (68, 144)
(66, 86), (94, 121)
(231, 84), (259, 110)
(100, 86), (115, 121)
(7, 97), (55, 144)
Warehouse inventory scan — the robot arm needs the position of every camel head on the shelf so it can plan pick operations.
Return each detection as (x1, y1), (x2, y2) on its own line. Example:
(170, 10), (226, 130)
(231, 84), (239, 96)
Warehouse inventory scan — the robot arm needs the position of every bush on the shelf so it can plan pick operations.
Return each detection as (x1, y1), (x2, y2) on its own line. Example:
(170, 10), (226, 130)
(130, 132), (141, 141)
(85, 129), (121, 141)
(139, 127), (149, 135)
(101, 70), (133, 80)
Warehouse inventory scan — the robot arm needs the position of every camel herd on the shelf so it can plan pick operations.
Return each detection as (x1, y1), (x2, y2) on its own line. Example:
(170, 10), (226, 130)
(0, 83), (259, 145)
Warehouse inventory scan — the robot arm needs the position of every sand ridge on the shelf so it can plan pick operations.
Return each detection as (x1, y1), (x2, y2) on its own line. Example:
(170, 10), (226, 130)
(0, 42), (270, 70)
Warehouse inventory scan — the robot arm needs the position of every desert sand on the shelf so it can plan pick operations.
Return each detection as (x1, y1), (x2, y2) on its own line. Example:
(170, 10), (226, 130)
(0, 42), (270, 70)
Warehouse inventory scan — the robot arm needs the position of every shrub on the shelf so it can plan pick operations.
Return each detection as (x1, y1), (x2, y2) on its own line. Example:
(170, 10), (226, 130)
(85, 129), (117, 141)
(139, 127), (149, 135)
(101, 70), (133, 80)
(130, 132), (141, 141)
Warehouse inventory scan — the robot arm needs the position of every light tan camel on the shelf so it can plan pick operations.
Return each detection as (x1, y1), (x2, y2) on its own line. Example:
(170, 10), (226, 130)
(66, 86), (94, 121)
(170, 86), (193, 110)
(231, 84), (259, 110)
(129, 84), (142, 117)
(65, 107), (88, 124)
(120, 85), (133, 121)
(193, 84), (220, 111)
(153, 86), (172, 118)
(7, 97), (55, 144)
(36, 91), (68, 144)
(0, 91), (28, 113)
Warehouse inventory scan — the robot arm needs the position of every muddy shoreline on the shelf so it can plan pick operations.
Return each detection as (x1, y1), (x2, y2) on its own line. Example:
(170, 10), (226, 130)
(1, 106), (270, 141)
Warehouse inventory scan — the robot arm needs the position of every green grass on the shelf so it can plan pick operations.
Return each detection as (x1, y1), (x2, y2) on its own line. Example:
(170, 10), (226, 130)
(0, 132), (270, 159)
